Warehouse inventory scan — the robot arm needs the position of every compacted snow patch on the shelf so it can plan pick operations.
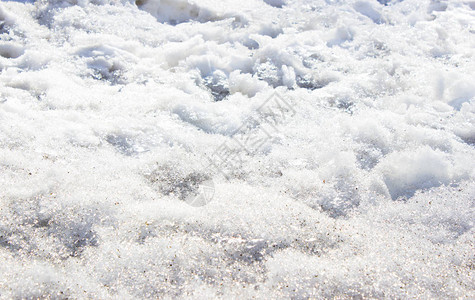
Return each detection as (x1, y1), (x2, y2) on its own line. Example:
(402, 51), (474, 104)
(0, 42), (24, 59)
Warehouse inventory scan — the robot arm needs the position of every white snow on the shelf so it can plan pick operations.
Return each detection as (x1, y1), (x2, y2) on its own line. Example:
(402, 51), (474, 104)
(0, 0), (474, 298)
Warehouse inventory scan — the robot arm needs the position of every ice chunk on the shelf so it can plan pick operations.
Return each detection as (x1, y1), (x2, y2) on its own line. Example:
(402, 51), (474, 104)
(136, 0), (220, 24)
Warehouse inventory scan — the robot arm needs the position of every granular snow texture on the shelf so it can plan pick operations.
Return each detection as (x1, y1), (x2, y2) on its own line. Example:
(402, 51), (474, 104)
(0, 0), (474, 298)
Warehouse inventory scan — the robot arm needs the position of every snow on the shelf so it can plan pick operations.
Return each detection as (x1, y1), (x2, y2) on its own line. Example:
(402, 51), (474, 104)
(0, 0), (474, 298)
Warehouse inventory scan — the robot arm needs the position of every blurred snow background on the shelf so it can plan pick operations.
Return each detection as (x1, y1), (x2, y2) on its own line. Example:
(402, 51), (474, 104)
(0, 0), (474, 298)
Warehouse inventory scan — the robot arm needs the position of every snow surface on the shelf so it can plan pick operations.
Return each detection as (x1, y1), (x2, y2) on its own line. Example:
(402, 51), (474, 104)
(0, 0), (474, 298)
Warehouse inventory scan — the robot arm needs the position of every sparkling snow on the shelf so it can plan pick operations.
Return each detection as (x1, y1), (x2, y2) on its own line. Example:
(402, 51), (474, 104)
(0, 0), (474, 298)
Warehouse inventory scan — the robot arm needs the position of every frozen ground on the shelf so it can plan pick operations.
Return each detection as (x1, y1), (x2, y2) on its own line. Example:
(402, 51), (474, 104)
(0, 0), (474, 298)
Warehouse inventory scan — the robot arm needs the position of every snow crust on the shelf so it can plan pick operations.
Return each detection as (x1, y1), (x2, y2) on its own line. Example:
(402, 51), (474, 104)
(0, 0), (474, 298)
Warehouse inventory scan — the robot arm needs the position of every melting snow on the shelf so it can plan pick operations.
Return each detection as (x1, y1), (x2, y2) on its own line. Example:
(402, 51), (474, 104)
(0, 0), (474, 298)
